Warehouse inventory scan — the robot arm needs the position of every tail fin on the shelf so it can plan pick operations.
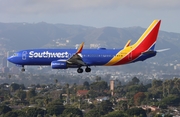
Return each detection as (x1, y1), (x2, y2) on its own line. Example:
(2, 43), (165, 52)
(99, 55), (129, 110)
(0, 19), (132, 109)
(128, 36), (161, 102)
(133, 20), (161, 51)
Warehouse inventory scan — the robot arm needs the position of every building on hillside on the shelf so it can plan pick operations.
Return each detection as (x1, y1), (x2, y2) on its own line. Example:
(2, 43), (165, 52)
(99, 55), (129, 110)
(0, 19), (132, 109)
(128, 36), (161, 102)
(141, 105), (160, 112)
(77, 90), (89, 97)
(116, 97), (128, 102)
(96, 96), (109, 102)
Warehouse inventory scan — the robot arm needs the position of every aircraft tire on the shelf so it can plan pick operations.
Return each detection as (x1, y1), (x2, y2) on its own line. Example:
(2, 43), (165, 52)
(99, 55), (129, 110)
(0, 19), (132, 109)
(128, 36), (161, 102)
(85, 67), (91, 72)
(21, 68), (25, 72)
(77, 68), (83, 73)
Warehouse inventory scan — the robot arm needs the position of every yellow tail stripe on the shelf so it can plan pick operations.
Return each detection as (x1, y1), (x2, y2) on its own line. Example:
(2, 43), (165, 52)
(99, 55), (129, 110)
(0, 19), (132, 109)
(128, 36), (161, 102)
(105, 20), (160, 66)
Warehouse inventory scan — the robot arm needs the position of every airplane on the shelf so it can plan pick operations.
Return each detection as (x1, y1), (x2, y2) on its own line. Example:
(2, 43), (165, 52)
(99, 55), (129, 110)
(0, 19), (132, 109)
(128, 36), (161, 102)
(8, 19), (167, 73)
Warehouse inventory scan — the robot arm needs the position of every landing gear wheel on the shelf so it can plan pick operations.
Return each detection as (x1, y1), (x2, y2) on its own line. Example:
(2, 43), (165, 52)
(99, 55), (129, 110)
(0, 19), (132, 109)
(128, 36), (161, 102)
(77, 68), (83, 73)
(21, 68), (25, 72)
(85, 67), (91, 72)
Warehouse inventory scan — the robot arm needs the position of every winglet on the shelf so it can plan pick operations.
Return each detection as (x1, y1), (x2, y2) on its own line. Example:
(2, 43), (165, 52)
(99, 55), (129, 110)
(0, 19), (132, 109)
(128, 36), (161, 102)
(76, 42), (84, 54)
(124, 40), (131, 48)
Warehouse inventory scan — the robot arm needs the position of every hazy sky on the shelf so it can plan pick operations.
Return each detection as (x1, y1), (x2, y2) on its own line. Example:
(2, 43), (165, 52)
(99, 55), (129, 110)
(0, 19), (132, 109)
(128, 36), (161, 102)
(0, 0), (180, 33)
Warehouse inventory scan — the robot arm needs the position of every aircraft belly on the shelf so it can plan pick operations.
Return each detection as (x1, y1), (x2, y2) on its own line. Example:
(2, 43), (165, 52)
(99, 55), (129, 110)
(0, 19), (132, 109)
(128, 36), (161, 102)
(24, 58), (54, 65)
(83, 57), (111, 66)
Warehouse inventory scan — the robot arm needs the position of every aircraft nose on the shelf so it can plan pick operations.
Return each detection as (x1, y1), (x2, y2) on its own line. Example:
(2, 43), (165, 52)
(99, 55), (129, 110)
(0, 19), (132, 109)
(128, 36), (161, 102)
(7, 56), (14, 63)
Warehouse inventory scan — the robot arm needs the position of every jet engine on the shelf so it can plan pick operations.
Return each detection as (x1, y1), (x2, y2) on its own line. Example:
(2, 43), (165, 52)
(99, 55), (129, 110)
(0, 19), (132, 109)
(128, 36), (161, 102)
(51, 61), (67, 69)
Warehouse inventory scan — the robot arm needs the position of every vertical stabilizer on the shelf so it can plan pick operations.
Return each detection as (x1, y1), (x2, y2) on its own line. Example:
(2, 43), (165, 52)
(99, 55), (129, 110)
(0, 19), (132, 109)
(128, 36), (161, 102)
(133, 20), (161, 51)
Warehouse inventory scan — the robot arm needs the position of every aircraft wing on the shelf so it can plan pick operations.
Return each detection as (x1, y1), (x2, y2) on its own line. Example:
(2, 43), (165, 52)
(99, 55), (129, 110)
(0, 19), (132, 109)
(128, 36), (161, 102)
(66, 42), (86, 66)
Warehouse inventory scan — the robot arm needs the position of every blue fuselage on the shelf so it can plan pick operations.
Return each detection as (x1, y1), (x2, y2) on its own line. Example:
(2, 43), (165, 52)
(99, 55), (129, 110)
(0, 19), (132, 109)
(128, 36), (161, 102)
(8, 48), (122, 66)
(8, 47), (157, 69)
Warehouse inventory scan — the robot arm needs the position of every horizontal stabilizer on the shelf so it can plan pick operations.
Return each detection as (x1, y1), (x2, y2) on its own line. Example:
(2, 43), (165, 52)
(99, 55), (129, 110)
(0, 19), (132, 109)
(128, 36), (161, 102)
(142, 50), (156, 55)
(156, 48), (170, 52)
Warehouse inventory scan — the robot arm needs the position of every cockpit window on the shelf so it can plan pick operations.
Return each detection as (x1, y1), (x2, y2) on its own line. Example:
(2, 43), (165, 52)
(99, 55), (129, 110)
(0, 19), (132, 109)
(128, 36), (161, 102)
(13, 53), (18, 57)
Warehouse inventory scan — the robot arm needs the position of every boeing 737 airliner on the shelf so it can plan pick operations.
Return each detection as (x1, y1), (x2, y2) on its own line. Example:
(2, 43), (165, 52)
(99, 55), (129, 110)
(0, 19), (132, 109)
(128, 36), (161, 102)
(8, 20), (166, 73)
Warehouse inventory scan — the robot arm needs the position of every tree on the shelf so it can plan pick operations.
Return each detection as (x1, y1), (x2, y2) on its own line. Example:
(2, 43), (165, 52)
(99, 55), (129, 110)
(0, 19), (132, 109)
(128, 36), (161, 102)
(160, 95), (180, 106)
(10, 83), (20, 92)
(55, 79), (58, 84)
(44, 97), (50, 107)
(117, 100), (128, 111)
(14, 109), (26, 117)
(61, 108), (83, 117)
(4, 111), (18, 117)
(152, 79), (162, 88)
(126, 107), (147, 117)
(95, 76), (101, 82)
(19, 84), (26, 90)
(134, 92), (146, 106)
(163, 80), (168, 97)
(23, 107), (46, 117)
(166, 79), (174, 95)
(83, 81), (90, 90)
(47, 105), (64, 116)
(164, 114), (173, 117)
(85, 108), (101, 117)
(66, 83), (70, 104)
(154, 114), (163, 117)
(104, 111), (128, 117)
(90, 81), (108, 93)
(174, 78), (180, 92)
(132, 77), (140, 85)
(46, 100), (65, 116)
(99, 100), (113, 115)
(88, 90), (99, 99)
(128, 85), (147, 94)
(16, 90), (26, 100)
(27, 88), (36, 100)
(0, 105), (12, 115)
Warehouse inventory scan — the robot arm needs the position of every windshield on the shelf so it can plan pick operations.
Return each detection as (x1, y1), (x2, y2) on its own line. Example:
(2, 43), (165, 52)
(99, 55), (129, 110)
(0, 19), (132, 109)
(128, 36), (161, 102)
(13, 53), (18, 57)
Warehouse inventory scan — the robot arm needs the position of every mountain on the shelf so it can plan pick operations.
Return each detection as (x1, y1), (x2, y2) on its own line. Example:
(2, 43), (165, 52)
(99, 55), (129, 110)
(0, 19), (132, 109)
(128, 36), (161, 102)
(0, 22), (180, 64)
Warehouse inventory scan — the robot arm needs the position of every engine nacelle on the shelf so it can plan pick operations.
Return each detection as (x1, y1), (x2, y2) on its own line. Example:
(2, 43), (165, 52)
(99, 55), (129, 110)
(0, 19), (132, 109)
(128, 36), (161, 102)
(51, 61), (67, 69)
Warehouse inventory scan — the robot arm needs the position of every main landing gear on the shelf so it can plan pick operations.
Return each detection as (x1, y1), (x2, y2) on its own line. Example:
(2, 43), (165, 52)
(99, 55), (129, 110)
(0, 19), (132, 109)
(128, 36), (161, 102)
(77, 67), (91, 73)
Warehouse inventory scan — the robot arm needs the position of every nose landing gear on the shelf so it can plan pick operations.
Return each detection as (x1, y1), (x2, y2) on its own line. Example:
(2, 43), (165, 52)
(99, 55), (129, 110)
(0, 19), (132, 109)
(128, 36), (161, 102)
(21, 65), (25, 72)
